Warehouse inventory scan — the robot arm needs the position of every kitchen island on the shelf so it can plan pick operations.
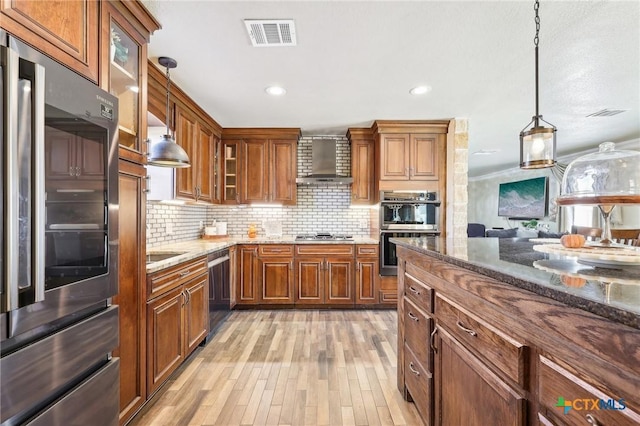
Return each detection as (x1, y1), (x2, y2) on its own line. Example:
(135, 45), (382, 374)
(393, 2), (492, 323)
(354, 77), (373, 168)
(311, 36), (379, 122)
(393, 236), (639, 426)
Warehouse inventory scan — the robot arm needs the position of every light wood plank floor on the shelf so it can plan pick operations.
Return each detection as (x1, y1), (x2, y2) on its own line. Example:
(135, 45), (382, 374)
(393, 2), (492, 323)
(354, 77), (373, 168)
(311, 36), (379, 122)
(130, 310), (423, 426)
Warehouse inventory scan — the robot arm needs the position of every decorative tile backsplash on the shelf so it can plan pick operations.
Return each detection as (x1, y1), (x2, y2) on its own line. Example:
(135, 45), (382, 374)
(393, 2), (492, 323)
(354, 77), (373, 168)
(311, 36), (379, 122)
(146, 136), (373, 248)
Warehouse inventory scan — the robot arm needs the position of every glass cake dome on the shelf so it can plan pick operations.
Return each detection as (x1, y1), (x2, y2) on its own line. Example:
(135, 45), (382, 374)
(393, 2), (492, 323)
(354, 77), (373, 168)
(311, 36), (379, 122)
(558, 142), (640, 203)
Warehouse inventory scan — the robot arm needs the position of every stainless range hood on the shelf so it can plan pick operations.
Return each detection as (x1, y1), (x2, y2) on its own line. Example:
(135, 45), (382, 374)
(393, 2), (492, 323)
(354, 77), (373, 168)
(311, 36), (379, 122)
(296, 139), (353, 185)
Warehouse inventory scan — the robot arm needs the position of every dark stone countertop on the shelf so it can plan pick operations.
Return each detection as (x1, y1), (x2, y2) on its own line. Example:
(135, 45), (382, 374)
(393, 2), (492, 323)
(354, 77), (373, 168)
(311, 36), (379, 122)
(391, 237), (640, 329)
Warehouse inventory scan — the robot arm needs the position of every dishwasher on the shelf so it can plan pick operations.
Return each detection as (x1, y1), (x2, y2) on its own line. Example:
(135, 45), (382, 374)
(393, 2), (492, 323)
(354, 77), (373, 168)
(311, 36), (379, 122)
(206, 249), (230, 339)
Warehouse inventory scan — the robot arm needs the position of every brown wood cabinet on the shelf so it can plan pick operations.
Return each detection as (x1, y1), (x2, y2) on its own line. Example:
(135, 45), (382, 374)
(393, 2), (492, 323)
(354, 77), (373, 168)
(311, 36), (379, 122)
(355, 245), (379, 305)
(294, 245), (354, 305)
(257, 245), (295, 304)
(1, 0), (100, 82)
(46, 127), (105, 180)
(222, 129), (300, 205)
(114, 159), (147, 425)
(396, 244), (640, 426)
(146, 257), (208, 396)
(101, 1), (160, 164)
(347, 128), (376, 205)
(236, 245), (259, 304)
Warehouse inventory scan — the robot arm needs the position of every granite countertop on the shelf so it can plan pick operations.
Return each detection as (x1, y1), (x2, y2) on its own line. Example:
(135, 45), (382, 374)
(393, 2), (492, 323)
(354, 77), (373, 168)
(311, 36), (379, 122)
(146, 236), (379, 273)
(391, 237), (640, 329)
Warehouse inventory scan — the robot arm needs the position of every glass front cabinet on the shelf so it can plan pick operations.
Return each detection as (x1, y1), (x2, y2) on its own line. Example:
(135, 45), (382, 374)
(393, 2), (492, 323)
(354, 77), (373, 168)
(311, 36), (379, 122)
(222, 140), (240, 204)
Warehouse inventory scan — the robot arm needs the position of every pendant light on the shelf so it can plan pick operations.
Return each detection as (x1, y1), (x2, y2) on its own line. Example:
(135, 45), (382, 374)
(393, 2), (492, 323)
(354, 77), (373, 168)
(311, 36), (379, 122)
(519, 0), (556, 169)
(147, 56), (191, 168)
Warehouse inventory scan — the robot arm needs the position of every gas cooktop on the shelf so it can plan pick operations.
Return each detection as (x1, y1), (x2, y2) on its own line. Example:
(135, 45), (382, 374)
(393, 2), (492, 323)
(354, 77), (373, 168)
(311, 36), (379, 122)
(295, 233), (354, 241)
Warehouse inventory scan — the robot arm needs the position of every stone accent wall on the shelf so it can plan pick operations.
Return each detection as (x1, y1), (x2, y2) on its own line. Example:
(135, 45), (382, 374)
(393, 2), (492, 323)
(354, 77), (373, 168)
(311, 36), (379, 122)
(446, 118), (469, 257)
(146, 136), (372, 248)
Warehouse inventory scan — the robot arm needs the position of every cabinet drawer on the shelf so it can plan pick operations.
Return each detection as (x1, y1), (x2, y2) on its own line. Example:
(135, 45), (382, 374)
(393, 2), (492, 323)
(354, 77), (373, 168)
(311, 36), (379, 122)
(538, 356), (640, 426)
(436, 294), (527, 387)
(259, 244), (294, 257)
(404, 298), (433, 372)
(356, 245), (378, 257)
(147, 256), (208, 299)
(295, 244), (354, 256)
(404, 344), (433, 426)
(404, 273), (434, 314)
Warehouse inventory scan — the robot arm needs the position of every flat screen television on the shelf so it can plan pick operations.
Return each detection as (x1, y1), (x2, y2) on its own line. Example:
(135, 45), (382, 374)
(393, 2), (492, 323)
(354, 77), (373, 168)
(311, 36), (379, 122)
(498, 176), (548, 219)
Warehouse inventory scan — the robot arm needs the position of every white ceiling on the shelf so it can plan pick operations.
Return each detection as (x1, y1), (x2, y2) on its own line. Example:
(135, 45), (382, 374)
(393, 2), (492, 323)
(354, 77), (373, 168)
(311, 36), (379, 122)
(142, 1), (640, 177)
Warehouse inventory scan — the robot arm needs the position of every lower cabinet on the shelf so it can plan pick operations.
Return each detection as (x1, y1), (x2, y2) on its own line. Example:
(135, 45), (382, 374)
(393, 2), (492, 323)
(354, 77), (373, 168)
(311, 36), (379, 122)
(294, 245), (355, 305)
(258, 245), (294, 304)
(146, 258), (208, 396)
(434, 327), (525, 426)
(355, 245), (379, 305)
(236, 245), (259, 305)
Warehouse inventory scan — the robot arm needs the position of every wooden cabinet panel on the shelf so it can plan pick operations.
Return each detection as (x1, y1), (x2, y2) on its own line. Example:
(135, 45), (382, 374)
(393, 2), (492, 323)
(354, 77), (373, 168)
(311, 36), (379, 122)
(196, 124), (215, 203)
(295, 245), (355, 256)
(294, 258), (324, 304)
(436, 294), (527, 387)
(379, 275), (398, 305)
(404, 298), (432, 372)
(350, 132), (376, 205)
(147, 257), (207, 300)
(404, 344), (433, 426)
(355, 257), (378, 304)
(147, 286), (184, 396)
(538, 356), (640, 426)
(259, 245), (294, 257)
(1, 0), (99, 82)
(435, 327), (526, 426)
(404, 274), (433, 314)
(270, 139), (297, 204)
(175, 109), (197, 199)
(115, 160), (146, 424)
(184, 275), (208, 354)
(259, 258), (294, 304)
(410, 134), (438, 180)
(325, 257), (354, 304)
(380, 134), (410, 180)
(237, 246), (258, 304)
(242, 140), (269, 203)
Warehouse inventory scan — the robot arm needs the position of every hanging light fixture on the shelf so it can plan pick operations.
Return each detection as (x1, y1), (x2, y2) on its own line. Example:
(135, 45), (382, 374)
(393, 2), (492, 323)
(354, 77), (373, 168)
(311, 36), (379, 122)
(520, 0), (556, 169)
(147, 56), (191, 168)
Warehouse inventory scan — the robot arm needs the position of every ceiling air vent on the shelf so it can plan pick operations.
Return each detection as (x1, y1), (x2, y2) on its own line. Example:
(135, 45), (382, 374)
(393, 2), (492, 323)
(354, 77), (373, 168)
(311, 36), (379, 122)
(586, 109), (627, 117)
(244, 20), (297, 47)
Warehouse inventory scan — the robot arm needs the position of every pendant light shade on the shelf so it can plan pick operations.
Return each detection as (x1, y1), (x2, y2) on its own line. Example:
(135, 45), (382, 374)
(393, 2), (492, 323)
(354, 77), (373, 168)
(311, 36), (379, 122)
(520, 0), (556, 169)
(147, 56), (191, 168)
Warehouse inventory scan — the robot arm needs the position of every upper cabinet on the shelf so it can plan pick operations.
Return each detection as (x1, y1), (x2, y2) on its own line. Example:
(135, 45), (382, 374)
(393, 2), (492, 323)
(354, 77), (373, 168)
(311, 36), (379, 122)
(222, 129), (300, 206)
(147, 59), (223, 204)
(347, 128), (376, 205)
(1, 0), (100, 82)
(372, 120), (449, 191)
(101, 1), (160, 164)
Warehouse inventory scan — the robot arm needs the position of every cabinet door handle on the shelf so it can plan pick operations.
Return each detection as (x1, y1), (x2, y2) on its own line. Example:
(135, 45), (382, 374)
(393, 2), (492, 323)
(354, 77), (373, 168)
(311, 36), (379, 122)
(585, 414), (602, 426)
(430, 327), (438, 353)
(181, 291), (187, 307)
(408, 286), (421, 296)
(75, 166), (80, 177)
(185, 289), (191, 304)
(456, 320), (478, 337)
(408, 362), (420, 376)
(407, 312), (419, 322)
(69, 166), (74, 176)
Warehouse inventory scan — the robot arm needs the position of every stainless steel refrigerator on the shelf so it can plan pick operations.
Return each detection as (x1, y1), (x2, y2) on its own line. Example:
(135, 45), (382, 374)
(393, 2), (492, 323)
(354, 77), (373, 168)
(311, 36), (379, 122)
(1, 33), (120, 425)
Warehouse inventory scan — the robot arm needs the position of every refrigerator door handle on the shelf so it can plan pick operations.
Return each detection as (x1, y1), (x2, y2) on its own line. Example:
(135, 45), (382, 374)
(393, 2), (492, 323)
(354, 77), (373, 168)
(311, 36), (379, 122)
(33, 61), (45, 304)
(3, 45), (20, 312)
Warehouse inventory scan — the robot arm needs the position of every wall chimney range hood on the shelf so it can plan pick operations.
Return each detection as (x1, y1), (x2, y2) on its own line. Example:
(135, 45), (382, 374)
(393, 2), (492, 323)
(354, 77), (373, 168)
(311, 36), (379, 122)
(296, 140), (353, 185)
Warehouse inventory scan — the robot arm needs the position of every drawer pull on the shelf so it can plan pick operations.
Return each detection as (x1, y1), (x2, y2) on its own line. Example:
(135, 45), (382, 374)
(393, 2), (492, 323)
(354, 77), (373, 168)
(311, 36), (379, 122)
(585, 414), (602, 426)
(456, 320), (477, 337)
(407, 312), (419, 322)
(430, 327), (438, 353)
(408, 362), (420, 376)
(179, 270), (190, 277)
(408, 286), (421, 295)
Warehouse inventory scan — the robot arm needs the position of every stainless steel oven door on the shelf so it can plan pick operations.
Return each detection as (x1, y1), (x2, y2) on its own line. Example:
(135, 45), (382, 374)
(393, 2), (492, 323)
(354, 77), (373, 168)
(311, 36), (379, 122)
(379, 231), (439, 276)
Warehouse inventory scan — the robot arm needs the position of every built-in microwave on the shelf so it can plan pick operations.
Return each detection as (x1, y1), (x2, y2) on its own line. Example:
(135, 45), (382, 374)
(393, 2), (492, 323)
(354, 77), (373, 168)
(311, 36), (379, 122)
(379, 191), (440, 230)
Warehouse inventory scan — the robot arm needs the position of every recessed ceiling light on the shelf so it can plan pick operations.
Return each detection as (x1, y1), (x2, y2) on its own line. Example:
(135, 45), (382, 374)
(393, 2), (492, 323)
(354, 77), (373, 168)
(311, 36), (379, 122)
(409, 86), (431, 95)
(265, 86), (286, 96)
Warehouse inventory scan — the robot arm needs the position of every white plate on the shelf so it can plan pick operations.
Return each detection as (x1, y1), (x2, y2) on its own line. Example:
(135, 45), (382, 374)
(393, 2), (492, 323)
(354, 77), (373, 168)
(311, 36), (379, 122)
(533, 244), (640, 267)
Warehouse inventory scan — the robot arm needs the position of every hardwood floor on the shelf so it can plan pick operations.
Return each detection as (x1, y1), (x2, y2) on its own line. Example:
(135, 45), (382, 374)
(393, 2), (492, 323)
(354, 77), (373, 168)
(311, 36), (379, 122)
(130, 310), (422, 426)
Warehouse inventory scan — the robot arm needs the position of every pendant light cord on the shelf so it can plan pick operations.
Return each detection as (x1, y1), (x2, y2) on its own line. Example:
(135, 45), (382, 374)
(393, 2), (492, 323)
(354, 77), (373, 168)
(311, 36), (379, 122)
(534, 0), (541, 122)
(165, 65), (171, 136)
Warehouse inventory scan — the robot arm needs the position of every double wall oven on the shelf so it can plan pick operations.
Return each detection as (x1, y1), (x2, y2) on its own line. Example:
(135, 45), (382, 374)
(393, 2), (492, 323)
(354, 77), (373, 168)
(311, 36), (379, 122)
(1, 35), (119, 425)
(379, 191), (440, 275)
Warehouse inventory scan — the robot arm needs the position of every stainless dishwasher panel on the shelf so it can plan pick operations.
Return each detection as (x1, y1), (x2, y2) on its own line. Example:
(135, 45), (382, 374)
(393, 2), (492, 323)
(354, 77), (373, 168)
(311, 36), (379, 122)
(207, 249), (230, 339)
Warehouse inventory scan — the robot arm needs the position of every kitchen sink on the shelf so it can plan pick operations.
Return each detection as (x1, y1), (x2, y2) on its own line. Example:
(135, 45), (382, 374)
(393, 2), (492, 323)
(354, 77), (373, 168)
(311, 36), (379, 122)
(146, 252), (187, 264)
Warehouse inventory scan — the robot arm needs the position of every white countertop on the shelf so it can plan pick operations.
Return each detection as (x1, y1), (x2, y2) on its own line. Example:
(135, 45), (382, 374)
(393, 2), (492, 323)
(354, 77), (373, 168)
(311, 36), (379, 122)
(146, 236), (379, 273)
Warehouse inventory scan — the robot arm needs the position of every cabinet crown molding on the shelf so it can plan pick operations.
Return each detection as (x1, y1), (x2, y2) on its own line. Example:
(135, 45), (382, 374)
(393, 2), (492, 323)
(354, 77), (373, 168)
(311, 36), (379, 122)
(372, 120), (451, 134)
